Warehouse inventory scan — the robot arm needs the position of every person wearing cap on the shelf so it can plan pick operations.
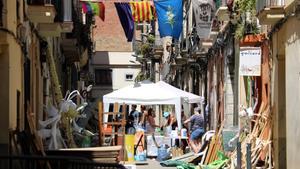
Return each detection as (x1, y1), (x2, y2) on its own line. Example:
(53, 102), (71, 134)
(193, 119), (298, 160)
(161, 112), (177, 130)
(184, 107), (205, 153)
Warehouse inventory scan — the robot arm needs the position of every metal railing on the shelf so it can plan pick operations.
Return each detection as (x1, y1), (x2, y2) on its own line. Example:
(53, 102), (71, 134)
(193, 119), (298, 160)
(256, 0), (285, 13)
(0, 155), (126, 169)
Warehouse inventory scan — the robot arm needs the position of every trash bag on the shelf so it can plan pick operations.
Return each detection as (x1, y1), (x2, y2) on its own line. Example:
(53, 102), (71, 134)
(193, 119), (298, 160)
(157, 145), (171, 161)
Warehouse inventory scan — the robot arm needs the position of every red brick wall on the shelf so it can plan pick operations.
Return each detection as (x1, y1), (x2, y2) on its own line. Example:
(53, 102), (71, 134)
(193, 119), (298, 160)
(93, 1), (133, 52)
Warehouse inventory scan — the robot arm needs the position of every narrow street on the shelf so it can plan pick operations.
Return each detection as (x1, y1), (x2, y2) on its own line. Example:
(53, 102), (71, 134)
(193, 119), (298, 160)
(1, 0), (300, 169)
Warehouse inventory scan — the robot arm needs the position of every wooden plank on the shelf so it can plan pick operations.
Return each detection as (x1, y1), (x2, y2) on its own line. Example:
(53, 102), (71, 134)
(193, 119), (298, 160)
(59, 146), (122, 151)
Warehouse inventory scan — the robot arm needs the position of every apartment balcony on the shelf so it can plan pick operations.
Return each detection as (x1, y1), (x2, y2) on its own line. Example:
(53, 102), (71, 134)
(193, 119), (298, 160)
(153, 46), (164, 60)
(256, 0), (285, 25)
(27, 0), (56, 23)
(27, 0), (74, 37)
(61, 34), (80, 62)
(37, 23), (62, 37)
(60, 0), (73, 33)
(216, 6), (230, 21)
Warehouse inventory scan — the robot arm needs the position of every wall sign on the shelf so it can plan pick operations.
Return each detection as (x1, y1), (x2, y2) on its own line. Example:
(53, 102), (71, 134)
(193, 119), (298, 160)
(239, 47), (261, 76)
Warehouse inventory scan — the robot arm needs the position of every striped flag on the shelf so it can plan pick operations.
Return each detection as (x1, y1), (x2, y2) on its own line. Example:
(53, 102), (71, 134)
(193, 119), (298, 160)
(130, 1), (154, 22)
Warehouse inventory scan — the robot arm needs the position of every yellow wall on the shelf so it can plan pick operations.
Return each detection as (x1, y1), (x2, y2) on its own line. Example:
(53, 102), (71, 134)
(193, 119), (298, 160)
(8, 37), (23, 130)
(0, 0), (24, 145)
(5, 0), (17, 34)
(0, 45), (9, 144)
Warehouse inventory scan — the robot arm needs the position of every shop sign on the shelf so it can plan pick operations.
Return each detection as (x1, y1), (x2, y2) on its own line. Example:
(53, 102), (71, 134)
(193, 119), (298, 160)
(239, 47), (261, 76)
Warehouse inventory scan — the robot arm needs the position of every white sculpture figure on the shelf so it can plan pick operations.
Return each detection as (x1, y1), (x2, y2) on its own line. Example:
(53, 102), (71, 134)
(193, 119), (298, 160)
(38, 90), (87, 150)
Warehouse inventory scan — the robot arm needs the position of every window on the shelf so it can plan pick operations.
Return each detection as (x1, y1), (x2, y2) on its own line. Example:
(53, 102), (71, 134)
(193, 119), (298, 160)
(125, 73), (134, 81)
(95, 69), (112, 86)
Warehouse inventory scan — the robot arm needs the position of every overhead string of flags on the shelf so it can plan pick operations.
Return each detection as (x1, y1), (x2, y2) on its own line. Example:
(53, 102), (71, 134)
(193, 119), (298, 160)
(80, 0), (183, 41)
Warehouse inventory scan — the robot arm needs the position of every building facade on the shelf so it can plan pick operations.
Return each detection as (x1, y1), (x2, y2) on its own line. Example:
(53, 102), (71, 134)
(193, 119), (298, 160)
(257, 0), (300, 168)
(90, 1), (140, 103)
(0, 0), (92, 154)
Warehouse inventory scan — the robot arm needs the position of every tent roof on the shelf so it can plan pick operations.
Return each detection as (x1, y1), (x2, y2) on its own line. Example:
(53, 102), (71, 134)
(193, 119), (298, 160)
(156, 81), (204, 104)
(103, 80), (180, 105)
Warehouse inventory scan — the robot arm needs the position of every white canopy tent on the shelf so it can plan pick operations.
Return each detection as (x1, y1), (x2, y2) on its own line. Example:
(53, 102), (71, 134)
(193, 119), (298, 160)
(103, 80), (203, 129)
(155, 81), (204, 104)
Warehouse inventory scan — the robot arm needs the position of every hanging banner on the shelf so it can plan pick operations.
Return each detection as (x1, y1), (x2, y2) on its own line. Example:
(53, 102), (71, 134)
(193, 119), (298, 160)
(115, 2), (135, 42)
(192, 0), (215, 39)
(239, 47), (261, 76)
(130, 1), (154, 22)
(154, 0), (183, 40)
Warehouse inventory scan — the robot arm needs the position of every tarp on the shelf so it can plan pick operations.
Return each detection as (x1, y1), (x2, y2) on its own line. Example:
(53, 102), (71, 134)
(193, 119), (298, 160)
(103, 80), (203, 129)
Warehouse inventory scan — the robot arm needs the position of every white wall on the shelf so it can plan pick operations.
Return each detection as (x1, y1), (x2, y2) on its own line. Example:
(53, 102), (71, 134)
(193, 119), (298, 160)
(91, 51), (141, 100)
(285, 17), (300, 169)
(112, 68), (140, 90)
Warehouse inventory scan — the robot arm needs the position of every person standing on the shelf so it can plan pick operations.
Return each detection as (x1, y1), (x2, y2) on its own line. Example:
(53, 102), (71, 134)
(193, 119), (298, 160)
(184, 107), (205, 153)
(144, 108), (159, 134)
(126, 104), (140, 134)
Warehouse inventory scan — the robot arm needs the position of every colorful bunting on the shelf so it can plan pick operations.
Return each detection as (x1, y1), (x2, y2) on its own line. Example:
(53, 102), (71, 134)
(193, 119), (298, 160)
(99, 2), (105, 21)
(114, 2), (135, 42)
(81, 2), (105, 21)
(130, 1), (154, 22)
(154, 0), (183, 39)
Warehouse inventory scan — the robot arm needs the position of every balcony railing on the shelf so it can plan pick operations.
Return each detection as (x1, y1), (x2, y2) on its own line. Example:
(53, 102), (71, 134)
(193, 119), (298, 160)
(256, 0), (285, 25)
(257, 0), (285, 12)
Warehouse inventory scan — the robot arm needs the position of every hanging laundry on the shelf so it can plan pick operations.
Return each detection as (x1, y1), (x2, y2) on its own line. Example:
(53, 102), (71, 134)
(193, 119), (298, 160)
(130, 1), (154, 22)
(154, 0), (183, 39)
(115, 2), (135, 42)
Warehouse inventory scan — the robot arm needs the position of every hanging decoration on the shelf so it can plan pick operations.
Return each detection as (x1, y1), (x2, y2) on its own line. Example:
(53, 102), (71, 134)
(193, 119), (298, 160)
(192, 0), (216, 39)
(154, 0), (183, 39)
(115, 2), (135, 42)
(81, 2), (105, 21)
(130, 1), (154, 22)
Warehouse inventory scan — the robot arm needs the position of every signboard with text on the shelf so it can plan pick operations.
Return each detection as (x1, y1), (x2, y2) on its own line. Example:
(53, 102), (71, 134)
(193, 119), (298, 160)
(239, 47), (261, 76)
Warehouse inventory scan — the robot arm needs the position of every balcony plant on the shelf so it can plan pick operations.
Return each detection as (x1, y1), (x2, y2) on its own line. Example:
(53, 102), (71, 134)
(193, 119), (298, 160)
(234, 0), (259, 39)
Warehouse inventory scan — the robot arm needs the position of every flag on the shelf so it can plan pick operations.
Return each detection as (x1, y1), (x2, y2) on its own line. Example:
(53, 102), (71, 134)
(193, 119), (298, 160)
(154, 0), (183, 39)
(82, 2), (92, 14)
(81, 2), (105, 21)
(115, 3), (135, 42)
(99, 2), (105, 21)
(130, 1), (153, 22)
(89, 2), (100, 16)
(192, 0), (215, 39)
